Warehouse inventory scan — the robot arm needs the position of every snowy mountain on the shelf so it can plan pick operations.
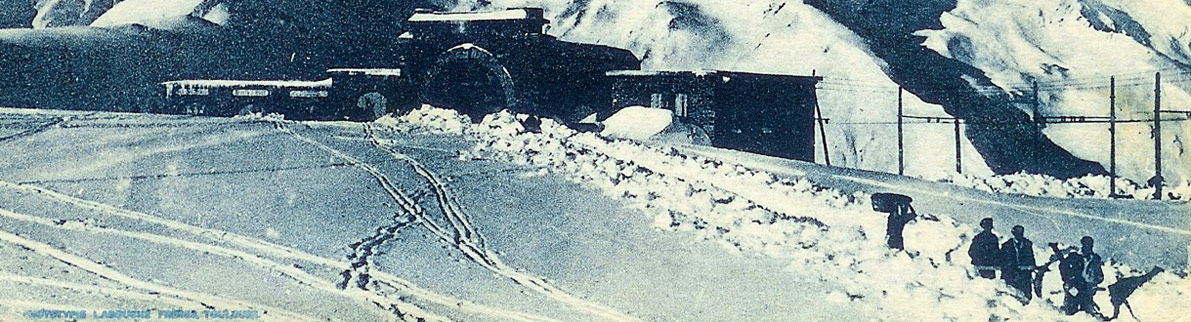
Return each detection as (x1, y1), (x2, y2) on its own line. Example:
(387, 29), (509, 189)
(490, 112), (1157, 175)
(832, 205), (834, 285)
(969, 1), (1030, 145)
(453, 0), (1191, 186)
(6, 0), (1190, 186)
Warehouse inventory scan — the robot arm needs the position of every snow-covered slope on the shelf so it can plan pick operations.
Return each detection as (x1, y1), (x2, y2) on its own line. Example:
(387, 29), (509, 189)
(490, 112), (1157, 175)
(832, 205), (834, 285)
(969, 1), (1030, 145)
(915, 0), (1191, 187)
(398, 105), (1191, 321)
(32, 0), (117, 28)
(451, 0), (1001, 179)
(456, 0), (1191, 186)
(90, 0), (227, 29)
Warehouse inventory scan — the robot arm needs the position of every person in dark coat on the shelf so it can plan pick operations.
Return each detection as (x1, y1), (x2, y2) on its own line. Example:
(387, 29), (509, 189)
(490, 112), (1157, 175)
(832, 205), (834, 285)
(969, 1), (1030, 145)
(1074, 236), (1105, 316)
(1000, 225), (1036, 303)
(1058, 246), (1084, 315)
(968, 218), (1000, 279)
(885, 202), (916, 250)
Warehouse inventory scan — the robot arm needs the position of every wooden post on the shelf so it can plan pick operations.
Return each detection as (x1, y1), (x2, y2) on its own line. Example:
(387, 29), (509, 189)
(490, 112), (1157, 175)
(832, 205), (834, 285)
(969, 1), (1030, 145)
(811, 69), (831, 166)
(1110, 76), (1117, 197)
(898, 87), (905, 176)
(815, 100), (830, 166)
(1033, 80), (1042, 158)
(955, 120), (963, 174)
(1154, 72), (1163, 199)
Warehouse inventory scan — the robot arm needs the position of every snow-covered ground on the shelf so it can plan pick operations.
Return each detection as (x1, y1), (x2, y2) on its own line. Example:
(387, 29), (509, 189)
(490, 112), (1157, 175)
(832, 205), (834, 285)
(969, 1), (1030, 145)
(389, 105), (1191, 321)
(1, 106), (1188, 321)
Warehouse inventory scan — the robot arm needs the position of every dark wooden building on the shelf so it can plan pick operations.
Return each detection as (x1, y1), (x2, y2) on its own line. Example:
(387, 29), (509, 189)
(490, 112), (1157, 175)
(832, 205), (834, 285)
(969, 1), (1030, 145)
(606, 70), (822, 161)
(400, 8), (641, 123)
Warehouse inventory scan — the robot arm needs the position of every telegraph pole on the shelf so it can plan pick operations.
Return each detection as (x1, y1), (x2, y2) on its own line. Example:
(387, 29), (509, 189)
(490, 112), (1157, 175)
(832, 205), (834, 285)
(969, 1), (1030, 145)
(955, 120), (963, 174)
(1033, 80), (1042, 158)
(1109, 76), (1117, 197)
(898, 87), (905, 176)
(1154, 72), (1163, 199)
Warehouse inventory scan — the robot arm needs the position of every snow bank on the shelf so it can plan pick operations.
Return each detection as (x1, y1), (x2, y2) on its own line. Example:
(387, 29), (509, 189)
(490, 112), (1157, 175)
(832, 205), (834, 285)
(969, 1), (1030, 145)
(91, 0), (223, 29)
(937, 172), (1191, 200)
(374, 104), (470, 135)
(599, 106), (672, 140)
(388, 106), (1191, 321)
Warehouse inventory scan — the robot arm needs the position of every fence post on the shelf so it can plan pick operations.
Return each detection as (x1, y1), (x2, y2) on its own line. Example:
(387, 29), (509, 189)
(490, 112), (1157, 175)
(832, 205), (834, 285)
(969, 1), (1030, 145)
(898, 87), (905, 176)
(1154, 72), (1163, 199)
(1110, 76), (1117, 197)
(955, 120), (963, 174)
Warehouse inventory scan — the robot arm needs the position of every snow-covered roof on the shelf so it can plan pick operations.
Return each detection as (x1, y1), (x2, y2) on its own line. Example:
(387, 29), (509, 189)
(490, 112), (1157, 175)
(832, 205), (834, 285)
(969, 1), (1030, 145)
(407, 8), (539, 22)
(606, 69), (821, 80)
(606, 70), (717, 77)
(326, 68), (402, 77)
(161, 78), (333, 89)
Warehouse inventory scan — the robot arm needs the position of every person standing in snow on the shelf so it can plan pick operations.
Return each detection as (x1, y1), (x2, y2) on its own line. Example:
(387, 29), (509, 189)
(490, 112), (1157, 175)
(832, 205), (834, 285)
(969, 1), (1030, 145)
(870, 193), (916, 250)
(968, 218), (1000, 279)
(1000, 225), (1036, 303)
(884, 201), (916, 250)
(1066, 236), (1104, 316)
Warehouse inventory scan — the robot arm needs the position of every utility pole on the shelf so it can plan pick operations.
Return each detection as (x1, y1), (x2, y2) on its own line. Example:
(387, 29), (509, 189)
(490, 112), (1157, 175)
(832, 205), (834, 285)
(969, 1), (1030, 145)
(898, 87), (904, 176)
(811, 70), (831, 166)
(1110, 76), (1117, 197)
(955, 120), (963, 174)
(1154, 72), (1163, 200)
(1033, 80), (1042, 159)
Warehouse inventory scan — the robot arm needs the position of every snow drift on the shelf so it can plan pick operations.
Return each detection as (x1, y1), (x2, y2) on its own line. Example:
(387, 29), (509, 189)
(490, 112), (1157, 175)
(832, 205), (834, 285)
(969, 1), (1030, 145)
(385, 104), (1191, 321)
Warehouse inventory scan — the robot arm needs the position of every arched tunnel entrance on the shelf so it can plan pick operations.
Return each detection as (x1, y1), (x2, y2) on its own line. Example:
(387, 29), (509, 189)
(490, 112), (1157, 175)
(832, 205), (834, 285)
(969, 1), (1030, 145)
(420, 44), (517, 121)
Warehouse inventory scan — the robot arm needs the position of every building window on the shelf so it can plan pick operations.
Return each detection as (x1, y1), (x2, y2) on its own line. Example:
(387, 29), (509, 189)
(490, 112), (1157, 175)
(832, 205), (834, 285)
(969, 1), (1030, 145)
(675, 93), (688, 117)
(177, 88), (209, 96)
(650, 93), (664, 109)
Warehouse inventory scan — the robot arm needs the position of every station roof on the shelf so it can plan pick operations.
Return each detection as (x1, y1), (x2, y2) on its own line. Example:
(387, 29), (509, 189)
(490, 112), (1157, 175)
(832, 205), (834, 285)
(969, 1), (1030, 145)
(160, 78), (333, 89)
(408, 8), (543, 22)
(606, 69), (822, 82)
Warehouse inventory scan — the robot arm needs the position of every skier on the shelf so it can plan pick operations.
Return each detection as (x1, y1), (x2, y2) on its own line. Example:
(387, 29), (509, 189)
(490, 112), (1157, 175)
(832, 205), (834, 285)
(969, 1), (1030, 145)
(1000, 225), (1035, 304)
(968, 217), (1001, 279)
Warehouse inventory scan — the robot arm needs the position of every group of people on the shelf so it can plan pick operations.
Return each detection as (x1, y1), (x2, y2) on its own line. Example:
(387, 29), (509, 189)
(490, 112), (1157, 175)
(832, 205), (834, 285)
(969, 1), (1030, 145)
(968, 217), (1104, 316)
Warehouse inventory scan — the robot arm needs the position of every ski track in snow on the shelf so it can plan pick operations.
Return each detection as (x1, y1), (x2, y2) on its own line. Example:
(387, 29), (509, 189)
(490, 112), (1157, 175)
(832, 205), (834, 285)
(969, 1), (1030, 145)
(0, 272), (199, 307)
(0, 226), (320, 322)
(363, 124), (639, 322)
(0, 205), (458, 321)
(273, 121), (573, 322)
(0, 180), (560, 322)
(0, 117), (65, 143)
(275, 120), (636, 321)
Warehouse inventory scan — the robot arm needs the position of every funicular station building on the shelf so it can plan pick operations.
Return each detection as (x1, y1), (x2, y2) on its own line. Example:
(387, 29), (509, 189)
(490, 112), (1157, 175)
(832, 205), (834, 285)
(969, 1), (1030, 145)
(606, 70), (822, 162)
(160, 8), (822, 162)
